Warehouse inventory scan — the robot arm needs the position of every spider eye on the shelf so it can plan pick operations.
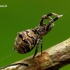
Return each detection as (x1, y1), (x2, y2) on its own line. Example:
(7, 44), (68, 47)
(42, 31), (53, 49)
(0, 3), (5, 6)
(19, 34), (23, 38)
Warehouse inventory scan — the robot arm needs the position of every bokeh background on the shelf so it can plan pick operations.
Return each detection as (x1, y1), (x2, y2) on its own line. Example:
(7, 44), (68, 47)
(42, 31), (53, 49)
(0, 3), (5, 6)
(0, 0), (70, 69)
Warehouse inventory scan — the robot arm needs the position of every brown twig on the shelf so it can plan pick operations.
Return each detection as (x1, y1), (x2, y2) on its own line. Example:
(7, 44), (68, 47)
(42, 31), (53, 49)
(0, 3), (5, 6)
(1, 38), (70, 70)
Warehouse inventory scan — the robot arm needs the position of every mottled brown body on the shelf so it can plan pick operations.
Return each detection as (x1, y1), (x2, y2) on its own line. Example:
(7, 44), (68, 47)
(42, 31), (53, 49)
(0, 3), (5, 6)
(14, 13), (63, 58)
(14, 29), (38, 54)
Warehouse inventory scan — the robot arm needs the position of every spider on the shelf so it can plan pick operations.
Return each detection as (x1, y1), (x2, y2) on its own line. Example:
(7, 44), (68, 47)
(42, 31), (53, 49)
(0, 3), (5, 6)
(14, 12), (63, 58)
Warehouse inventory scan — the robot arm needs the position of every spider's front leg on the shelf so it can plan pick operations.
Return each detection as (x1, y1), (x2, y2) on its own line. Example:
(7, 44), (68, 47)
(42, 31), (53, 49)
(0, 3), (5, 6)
(45, 14), (63, 34)
(40, 12), (63, 26)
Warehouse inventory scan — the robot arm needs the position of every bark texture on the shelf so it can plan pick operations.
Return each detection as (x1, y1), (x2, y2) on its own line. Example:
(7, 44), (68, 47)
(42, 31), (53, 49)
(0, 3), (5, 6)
(1, 38), (70, 70)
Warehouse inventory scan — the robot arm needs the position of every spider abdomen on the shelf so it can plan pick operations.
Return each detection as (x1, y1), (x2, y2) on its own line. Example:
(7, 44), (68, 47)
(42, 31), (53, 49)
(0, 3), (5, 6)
(14, 29), (38, 54)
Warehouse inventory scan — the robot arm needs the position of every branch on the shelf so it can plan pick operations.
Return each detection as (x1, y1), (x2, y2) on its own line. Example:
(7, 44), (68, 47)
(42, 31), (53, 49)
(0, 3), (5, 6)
(1, 38), (70, 70)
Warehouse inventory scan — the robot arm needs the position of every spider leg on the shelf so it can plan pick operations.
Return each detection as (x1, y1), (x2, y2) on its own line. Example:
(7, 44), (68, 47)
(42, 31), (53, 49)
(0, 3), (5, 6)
(33, 44), (39, 59)
(45, 14), (63, 34)
(41, 38), (43, 56)
(40, 12), (63, 26)
(32, 38), (43, 59)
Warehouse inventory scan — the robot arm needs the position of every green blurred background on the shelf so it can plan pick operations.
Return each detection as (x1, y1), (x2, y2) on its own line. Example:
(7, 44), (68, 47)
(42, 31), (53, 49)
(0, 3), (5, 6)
(0, 0), (70, 69)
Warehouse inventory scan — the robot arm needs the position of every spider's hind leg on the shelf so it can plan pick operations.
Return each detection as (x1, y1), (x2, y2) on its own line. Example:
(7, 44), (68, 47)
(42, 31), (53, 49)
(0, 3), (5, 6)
(41, 38), (43, 56)
(33, 44), (39, 59)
